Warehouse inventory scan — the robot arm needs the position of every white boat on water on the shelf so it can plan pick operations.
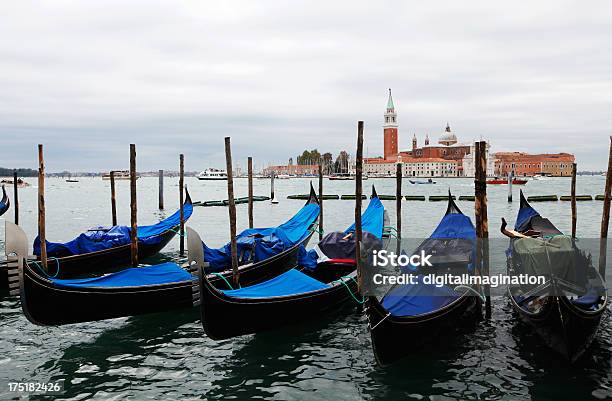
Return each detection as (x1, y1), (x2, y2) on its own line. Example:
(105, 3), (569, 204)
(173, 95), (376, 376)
(197, 168), (228, 180)
(276, 174), (290, 179)
(102, 170), (138, 180)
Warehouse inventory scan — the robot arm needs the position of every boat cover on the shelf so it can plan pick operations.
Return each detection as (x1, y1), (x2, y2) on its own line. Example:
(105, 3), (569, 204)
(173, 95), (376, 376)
(515, 204), (540, 232)
(222, 268), (329, 298)
(344, 196), (385, 238)
(50, 262), (193, 288)
(34, 202), (194, 257)
(381, 277), (459, 316)
(203, 202), (320, 272)
(299, 196), (385, 270)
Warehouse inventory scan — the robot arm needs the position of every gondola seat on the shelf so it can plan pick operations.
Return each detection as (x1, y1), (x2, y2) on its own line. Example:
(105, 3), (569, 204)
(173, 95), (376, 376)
(50, 262), (193, 289)
(222, 269), (329, 299)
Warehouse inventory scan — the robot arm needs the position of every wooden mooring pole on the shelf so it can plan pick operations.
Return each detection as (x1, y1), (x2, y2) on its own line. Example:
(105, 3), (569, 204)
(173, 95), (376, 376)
(318, 163), (324, 241)
(355, 121), (364, 293)
(179, 154), (185, 257)
(396, 163), (402, 239)
(129, 144), (138, 267)
(110, 171), (117, 226)
(248, 157), (254, 228)
(571, 163), (577, 238)
(37, 144), (47, 271)
(225, 137), (240, 286)
(13, 169), (19, 225)
(474, 141), (491, 318)
(599, 136), (612, 277)
(158, 169), (164, 210)
(507, 170), (513, 202)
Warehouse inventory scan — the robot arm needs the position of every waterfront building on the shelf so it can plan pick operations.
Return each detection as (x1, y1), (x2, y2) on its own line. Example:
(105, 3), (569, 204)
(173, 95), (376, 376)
(364, 89), (493, 177)
(494, 152), (575, 177)
(263, 164), (319, 176)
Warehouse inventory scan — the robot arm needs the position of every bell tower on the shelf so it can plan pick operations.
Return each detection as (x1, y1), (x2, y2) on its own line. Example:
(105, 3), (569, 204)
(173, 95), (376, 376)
(383, 88), (398, 160)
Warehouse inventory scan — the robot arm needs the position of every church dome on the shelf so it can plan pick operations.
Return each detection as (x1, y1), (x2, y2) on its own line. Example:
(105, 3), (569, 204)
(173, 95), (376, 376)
(438, 123), (457, 146)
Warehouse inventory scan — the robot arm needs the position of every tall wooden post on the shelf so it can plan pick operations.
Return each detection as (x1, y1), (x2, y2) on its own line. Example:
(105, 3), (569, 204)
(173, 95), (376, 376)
(318, 163), (324, 241)
(37, 144), (47, 271)
(355, 121), (364, 293)
(599, 136), (612, 277)
(396, 163), (402, 239)
(270, 172), (275, 200)
(571, 163), (577, 238)
(110, 171), (117, 226)
(129, 144), (138, 267)
(179, 154), (185, 256)
(13, 169), (18, 225)
(158, 169), (164, 210)
(474, 141), (491, 317)
(248, 157), (254, 228)
(507, 170), (513, 202)
(225, 137), (240, 286)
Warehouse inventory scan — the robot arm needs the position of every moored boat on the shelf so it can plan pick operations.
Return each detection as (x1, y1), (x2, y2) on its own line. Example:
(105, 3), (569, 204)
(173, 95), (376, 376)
(365, 193), (482, 366)
(501, 190), (608, 362)
(1, 191), (194, 287)
(196, 186), (387, 340)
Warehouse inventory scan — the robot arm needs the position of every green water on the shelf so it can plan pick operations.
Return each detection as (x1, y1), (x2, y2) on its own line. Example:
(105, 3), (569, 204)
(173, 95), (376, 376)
(0, 176), (610, 400)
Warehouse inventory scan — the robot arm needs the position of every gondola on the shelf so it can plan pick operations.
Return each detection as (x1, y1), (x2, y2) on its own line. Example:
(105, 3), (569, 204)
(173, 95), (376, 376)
(7, 186), (320, 325)
(4, 191), (194, 284)
(7, 220), (196, 325)
(501, 190), (607, 362)
(365, 192), (483, 366)
(0, 185), (9, 217)
(196, 186), (388, 340)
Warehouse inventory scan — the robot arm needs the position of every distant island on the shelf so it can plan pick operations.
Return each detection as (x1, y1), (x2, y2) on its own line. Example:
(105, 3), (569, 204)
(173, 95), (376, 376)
(0, 167), (38, 177)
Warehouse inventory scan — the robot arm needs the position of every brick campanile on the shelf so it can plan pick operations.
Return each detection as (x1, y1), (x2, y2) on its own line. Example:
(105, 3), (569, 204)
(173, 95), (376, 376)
(383, 88), (398, 160)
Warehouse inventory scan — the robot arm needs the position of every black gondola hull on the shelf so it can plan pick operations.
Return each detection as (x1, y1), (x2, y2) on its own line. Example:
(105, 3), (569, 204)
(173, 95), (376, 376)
(366, 294), (482, 366)
(510, 294), (604, 362)
(200, 269), (358, 340)
(21, 264), (194, 326)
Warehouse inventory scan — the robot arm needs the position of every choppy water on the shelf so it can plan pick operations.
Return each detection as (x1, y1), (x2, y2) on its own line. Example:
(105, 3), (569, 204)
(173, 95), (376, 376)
(0, 176), (610, 400)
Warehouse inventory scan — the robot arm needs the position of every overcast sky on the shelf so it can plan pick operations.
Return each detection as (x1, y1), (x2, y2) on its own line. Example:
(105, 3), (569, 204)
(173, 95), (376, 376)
(1, 1), (611, 171)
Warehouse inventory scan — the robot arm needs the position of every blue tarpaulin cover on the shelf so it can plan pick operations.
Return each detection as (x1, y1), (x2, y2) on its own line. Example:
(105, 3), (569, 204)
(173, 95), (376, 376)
(50, 262), (193, 288)
(381, 276), (459, 316)
(222, 268), (329, 298)
(34, 202), (194, 257)
(515, 204), (539, 231)
(430, 213), (476, 239)
(344, 196), (385, 239)
(381, 208), (475, 317)
(204, 202), (320, 272)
